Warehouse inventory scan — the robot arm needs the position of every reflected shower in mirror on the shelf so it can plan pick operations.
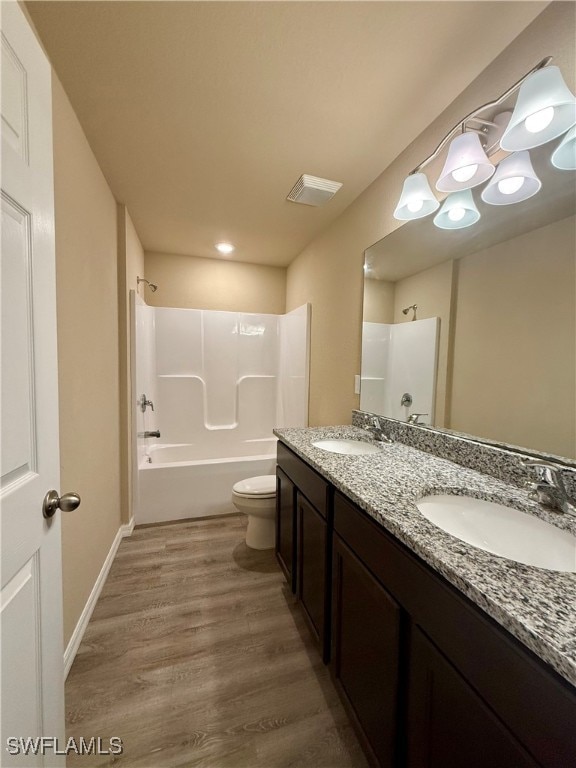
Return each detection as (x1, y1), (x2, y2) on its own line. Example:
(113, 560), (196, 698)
(361, 317), (439, 425)
(362, 137), (576, 460)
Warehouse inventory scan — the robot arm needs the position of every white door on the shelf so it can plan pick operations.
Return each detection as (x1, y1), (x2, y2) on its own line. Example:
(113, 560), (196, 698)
(1, 3), (70, 765)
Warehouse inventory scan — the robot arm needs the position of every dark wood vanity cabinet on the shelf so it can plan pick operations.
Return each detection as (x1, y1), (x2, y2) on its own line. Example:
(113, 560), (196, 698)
(275, 441), (576, 768)
(333, 489), (576, 768)
(275, 466), (296, 591)
(406, 627), (540, 768)
(276, 442), (331, 659)
(297, 492), (327, 650)
(331, 534), (403, 768)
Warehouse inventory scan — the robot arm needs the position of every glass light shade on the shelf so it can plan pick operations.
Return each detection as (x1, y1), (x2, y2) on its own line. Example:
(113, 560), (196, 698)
(436, 132), (495, 192)
(500, 66), (576, 151)
(433, 189), (480, 230)
(481, 151), (541, 205)
(393, 173), (439, 220)
(551, 126), (576, 170)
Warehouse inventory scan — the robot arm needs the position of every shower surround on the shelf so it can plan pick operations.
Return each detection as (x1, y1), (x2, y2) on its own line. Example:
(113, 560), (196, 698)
(360, 317), (439, 423)
(134, 302), (309, 523)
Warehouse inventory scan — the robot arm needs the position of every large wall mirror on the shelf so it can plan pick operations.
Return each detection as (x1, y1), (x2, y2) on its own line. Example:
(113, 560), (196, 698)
(361, 139), (576, 461)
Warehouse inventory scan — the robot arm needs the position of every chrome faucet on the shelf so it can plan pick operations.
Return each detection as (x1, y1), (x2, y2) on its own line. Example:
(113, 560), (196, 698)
(407, 413), (428, 425)
(138, 430), (161, 439)
(365, 416), (392, 444)
(522, 459), (575, 516)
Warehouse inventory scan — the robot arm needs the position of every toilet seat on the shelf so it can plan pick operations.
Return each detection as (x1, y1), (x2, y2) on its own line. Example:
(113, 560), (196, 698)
(232, 475), (276, 499)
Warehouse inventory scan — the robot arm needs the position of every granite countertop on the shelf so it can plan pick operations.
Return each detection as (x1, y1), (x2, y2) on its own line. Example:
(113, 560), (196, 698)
(274, 425), (576, 688)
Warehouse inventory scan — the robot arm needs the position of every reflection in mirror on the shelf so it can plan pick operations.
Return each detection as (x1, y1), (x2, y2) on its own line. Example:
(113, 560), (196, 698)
(361, 317), (439, 424)
(362, 138), (576, 460)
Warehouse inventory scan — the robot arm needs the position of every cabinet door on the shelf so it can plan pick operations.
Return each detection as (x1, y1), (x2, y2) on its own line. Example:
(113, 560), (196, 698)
(331, 534), (402, 768)
(297, 492), (327, 649)
(407, 626), (540, 768)
(275, 467), (296, 592)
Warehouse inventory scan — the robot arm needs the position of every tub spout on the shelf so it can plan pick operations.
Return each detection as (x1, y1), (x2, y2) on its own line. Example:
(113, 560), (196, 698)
(139, 430), (161, 438)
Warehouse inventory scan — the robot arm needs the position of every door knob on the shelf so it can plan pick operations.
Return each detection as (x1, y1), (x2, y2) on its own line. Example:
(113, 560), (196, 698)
(42, 490), (81, 519)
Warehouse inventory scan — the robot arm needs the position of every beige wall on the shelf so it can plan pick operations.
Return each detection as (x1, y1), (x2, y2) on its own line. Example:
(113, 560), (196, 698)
(145, 251), (286, 314)
(117, 206), (145, 525)
(52, 77), (122, 646)
(393, 261), (455, 427)
(363, 278), (395, 324)
(286, 3), (575, 427)
(450, 215), (575, 457)
(286, 217), (367, 425)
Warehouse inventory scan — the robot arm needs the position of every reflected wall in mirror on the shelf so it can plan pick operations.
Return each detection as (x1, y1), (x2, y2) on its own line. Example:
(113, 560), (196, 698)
(362, 139), (576, 460)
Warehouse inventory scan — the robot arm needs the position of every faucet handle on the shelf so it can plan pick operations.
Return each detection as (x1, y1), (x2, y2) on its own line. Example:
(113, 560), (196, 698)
(522, 460), (576, 517)
(407, 413), (428, 425)
(521, 459), (566, 489)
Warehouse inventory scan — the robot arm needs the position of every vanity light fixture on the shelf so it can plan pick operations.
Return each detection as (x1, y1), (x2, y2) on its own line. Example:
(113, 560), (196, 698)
(436, 132), (495, 192)
(500, 66), (576, 151)
(215, 242), (235, 254)
(393, 57), (576, 230)
(393, 173), (439, 220)
(481, 150), (541, 205)
(551, 126), (576, 170)
(433, 189), (480, 230)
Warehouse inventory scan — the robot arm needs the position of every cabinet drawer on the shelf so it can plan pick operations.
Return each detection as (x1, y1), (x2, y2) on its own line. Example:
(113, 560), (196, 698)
(277, 442), (329, 517)
(334, 491), (401, 589)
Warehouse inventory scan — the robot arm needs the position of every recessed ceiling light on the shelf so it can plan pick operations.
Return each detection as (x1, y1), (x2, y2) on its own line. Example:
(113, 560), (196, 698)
(215, 242), (235, 254)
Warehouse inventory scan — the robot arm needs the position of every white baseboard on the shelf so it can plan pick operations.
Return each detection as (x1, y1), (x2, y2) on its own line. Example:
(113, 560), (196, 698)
(63, 517), (134, 678)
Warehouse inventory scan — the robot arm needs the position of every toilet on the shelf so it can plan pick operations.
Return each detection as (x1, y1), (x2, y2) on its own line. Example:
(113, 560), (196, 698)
(232, 475), (277, 550)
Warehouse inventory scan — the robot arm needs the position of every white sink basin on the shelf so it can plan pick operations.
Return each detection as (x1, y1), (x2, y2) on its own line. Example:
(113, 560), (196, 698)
(416, 494), (576, 572)
(312, 439), (381, 456)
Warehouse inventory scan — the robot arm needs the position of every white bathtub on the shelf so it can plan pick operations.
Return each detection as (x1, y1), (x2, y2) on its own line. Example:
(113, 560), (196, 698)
(136, 437), (277, 524)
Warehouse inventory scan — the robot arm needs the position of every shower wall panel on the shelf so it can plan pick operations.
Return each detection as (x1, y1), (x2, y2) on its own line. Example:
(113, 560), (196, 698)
(360, 318), (439, 424)
(135, 304), (310, 463)
(237, 376), (278, 438)
(135, 300), (158, 463)
(203, 312), (241, 427)
(155, 376), (205, 444)
(277, 304), (310, 428)
(155, 307), (203, 376)
(387, 317), (439, 423)
(360, 321), (390, 416)
(238, 314), (278, 377)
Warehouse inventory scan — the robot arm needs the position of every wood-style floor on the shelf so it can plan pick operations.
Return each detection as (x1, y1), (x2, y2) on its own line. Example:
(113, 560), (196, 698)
(65, 514), (368, 767)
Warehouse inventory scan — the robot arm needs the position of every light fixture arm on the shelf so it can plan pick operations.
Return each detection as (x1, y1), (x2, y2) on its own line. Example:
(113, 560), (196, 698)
(410, 56), (552, 175)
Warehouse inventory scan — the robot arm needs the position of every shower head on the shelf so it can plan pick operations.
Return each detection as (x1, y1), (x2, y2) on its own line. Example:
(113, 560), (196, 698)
(137, 277), (158, 293)
(402, 304), (418, 320)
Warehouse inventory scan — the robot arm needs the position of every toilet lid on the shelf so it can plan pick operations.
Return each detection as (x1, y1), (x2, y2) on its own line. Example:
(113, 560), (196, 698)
(233, 475), (276, 498)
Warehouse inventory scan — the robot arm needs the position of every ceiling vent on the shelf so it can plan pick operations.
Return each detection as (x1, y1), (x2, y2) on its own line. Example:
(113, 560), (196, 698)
(286, 174), (343, 206)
